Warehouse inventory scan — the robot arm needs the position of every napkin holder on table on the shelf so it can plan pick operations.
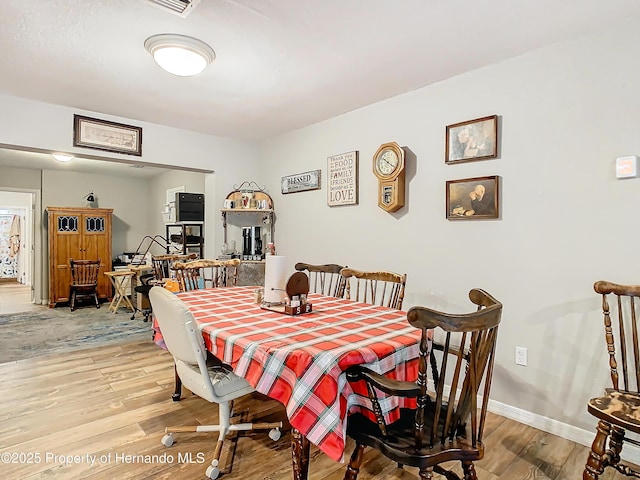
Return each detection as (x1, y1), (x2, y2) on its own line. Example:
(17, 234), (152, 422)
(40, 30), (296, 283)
(261, 271), (313, 316)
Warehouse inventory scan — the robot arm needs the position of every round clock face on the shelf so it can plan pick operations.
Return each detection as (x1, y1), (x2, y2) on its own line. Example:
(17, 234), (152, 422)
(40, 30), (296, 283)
(376, 148), (399, 176)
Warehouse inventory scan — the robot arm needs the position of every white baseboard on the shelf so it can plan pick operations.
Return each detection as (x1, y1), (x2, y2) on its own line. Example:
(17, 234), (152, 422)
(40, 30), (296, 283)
(488, 399), (640, 465)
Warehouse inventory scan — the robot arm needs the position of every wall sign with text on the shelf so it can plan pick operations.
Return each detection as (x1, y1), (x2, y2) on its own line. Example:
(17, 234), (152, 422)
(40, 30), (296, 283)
(281, 170), (321, 194)
(327, 150), (358, 206)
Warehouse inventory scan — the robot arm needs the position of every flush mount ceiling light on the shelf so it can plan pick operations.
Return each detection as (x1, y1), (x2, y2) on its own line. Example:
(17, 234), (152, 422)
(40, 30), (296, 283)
(144, 34), (215, 76)
(52, 153), (73, 162)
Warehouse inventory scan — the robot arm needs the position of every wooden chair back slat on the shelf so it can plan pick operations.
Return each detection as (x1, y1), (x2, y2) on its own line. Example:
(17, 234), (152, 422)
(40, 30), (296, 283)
(594, 280), (640, 392)
(294, 262), (346, 297)
(343, 288), (502, 479)
(150, 253), (197, 281)
(70, 258), (101, 286)
(408, 289), (501, 451)
(69, 258), (101, 311)
(340, 267), (406, 309)
(631, 297), (639, 390)
(583, 281), (640, 478)
(172, 258), (241, 292)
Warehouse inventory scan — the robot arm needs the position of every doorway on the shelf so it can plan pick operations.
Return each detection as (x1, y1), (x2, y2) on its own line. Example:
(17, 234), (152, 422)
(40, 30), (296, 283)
(0, 189), (38, 309)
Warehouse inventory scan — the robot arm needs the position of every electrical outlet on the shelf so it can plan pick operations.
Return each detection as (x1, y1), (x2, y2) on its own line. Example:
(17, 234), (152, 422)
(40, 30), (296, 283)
(515, 346), (528, 366)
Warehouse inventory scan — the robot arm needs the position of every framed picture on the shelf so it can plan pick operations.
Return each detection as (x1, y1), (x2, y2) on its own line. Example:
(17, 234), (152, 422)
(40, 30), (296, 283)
(446, 175), (500, 220)
(445, 115), (497, 164)
(327, 150), (358, 206)
(281, 170), (321, 194)
(73, 114), (143, 156)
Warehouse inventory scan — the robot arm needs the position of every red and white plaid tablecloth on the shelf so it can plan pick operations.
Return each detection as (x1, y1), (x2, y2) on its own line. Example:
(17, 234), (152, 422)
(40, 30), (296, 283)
(176, 286), (421, 462)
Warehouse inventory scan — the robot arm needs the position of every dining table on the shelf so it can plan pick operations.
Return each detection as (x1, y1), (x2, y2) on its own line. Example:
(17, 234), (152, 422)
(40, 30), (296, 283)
(172, 285), (422, 480)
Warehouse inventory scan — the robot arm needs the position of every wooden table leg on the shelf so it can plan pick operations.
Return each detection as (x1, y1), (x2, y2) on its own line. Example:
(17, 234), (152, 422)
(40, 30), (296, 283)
(291, 428), (310, 480)
(106, 276), (120, 313)
(114, 275), (135, 313)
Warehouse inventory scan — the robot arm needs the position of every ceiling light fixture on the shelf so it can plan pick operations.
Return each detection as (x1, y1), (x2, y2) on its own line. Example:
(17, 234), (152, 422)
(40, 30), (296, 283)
(52, 153), (74, 162)
(144, 34), (215, 77)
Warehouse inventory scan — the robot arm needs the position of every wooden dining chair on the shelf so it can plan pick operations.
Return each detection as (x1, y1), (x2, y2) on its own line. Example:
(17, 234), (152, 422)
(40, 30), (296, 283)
(584, 281), (640, 479)
(172, 258), (241, 292)
(294, 262), (346, 297)
(69, 258), (101, 311)
(151, 253), (199, 280)
(131, 253), (198, 321)
(343, 288), (502, 480)
(340, 267), (406, 309)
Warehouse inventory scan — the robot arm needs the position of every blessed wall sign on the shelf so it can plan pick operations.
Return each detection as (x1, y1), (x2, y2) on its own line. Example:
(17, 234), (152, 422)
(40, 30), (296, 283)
(281, 170), (321, 194)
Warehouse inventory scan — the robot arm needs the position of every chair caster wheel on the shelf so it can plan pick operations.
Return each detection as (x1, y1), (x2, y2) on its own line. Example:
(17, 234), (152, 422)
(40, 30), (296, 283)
(171, 393), (181, 402)
(161, 434), (174, 447)
(269, 428), (281, 441)
(205, 465), (220, 479)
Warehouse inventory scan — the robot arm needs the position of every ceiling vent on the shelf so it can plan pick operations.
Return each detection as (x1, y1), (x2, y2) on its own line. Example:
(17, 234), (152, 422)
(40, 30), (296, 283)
(145, 0), (201, 18)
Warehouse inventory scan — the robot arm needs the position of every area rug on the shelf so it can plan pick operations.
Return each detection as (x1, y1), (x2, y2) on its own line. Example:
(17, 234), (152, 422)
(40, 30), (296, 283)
(0, 306), (153, 364)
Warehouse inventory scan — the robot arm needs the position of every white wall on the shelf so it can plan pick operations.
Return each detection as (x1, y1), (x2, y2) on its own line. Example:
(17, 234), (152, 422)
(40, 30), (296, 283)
(42, 169), (152, 254)
(258, 18), (640, 445)
(0, 96), (260, 303)
(0, 93), (259, 258)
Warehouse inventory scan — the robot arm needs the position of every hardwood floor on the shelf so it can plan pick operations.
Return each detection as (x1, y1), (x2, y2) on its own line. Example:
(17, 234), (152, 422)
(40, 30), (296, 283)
(0, 339), (629, 480)
(0, 281), (39, 315)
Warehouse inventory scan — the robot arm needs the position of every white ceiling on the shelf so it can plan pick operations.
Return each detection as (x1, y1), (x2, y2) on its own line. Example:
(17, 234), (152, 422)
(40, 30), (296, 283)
(2, 0), (640, 145)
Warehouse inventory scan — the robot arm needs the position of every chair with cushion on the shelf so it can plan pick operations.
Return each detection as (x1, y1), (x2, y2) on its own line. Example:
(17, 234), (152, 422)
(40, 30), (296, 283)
(294, 262), (347, 297)
(340, 267), (407, 309)
(172, 258), (241, 292)
(168, 258), (241, 402)
(343, 288), (502, 480)
(149, 286), (282, 480)
(69, 258), (101, 311)
(584, 281), (640, 479)
(131, 253), (197, 321)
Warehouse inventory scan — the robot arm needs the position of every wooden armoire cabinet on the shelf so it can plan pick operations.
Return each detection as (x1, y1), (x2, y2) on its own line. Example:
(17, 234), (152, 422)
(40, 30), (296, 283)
(47, 207), (113, 308)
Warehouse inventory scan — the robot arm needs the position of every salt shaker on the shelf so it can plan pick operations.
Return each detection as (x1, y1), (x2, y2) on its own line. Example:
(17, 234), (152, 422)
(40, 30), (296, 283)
(254, 287), (264, 304)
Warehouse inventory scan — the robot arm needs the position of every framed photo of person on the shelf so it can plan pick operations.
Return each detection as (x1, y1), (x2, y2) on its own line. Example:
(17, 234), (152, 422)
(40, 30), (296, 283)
(446, 175), (500, 220)
(445, 115), (498, 164)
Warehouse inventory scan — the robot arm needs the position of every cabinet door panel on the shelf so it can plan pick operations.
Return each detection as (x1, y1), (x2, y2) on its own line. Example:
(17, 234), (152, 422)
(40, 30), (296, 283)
(50, 213), (82, 303)
(81, 213), (112, 299)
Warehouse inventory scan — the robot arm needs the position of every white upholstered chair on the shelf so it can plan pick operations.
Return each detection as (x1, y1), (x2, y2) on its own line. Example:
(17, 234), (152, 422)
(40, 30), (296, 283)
(149, 286), (282, 480)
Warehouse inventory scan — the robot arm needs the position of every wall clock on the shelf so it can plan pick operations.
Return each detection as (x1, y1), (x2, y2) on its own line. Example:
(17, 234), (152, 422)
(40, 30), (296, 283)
(372, 142), (405, 212)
